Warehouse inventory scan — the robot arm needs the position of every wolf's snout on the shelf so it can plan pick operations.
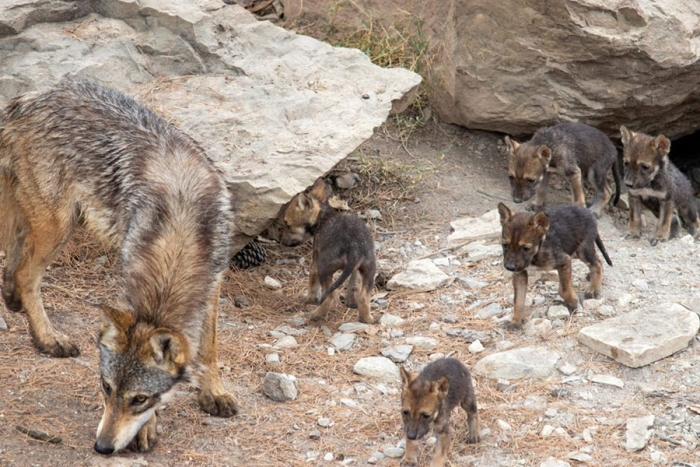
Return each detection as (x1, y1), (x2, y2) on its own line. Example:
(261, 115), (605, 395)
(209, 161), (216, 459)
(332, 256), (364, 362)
(94, 441), (114, 455)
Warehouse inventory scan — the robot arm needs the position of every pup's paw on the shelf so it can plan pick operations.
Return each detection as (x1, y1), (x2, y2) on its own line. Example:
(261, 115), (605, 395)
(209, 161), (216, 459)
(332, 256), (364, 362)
(624, 233), (641, 240)
(583, 290), (601, 300)
(128, 415), (158, 452)
(35, 333), (80, 358)
(466, 432), (482, 444)
(198, 391), (239, 418)
(400, 459), (418, 467)
(649, 237), (667, 246)
(502, 320), (523, 331)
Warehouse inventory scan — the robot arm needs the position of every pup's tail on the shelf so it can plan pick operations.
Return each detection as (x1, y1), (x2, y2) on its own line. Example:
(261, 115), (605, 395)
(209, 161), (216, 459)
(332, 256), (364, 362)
(595, 235), (613, 266)
(317, 262), (356, 306)
(612, 152), (621, 206)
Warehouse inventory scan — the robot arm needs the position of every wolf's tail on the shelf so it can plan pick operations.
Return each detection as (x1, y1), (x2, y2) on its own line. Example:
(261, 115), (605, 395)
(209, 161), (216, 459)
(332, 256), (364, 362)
(595, 234), (613, 266)
(317, 262), (355, 306)
(612, 152), (621, 206)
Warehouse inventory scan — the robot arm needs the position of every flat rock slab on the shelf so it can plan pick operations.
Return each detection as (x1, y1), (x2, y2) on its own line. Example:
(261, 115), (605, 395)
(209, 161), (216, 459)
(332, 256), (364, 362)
(380, 345), (413, 363)
(0, 0), (421, 253)
(386, 259), (450, 292)
(447, 210), (501, 248)
(577, 303), (699, 368)
(473, 346), (561, 380)
(353, 357), (400, 382)
(625, 415), (654, 452)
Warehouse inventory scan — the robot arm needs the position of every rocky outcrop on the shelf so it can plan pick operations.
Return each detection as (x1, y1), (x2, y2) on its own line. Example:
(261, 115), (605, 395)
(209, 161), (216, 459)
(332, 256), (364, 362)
(285, 0), (700, 139)
(0, 0), (421, 253)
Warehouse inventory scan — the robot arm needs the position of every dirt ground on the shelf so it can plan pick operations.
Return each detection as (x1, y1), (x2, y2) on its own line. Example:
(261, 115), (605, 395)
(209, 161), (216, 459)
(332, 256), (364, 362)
(2, 119), (700, 467)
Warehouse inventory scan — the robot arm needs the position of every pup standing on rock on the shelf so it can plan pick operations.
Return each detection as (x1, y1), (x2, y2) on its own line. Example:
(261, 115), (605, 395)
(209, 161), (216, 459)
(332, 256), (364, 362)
(498, 203), (612, 328)
(505, 122), (620, 217)
(399, 358), (481, 467)
(278, 179), (376, 323)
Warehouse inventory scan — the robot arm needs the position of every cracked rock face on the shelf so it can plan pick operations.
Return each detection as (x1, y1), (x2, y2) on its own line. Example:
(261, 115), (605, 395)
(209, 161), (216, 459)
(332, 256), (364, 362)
(285, 0), (700, 139)
(0, 0), (421, 252)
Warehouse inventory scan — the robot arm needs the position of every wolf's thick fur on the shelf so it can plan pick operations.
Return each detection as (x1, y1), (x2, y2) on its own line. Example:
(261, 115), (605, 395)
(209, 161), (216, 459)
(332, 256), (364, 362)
(0, 81), (237, 454)
(498, 203), (612, 328)
(278, 179), (376, 324)
(620, 126), (699, 245)
(400, 358), (480, 467)
(505, 122), (621, 217)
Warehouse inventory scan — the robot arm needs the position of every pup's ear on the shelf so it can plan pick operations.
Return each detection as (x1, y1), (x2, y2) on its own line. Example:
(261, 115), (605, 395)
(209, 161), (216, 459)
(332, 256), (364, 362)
(654, 135), (671, 158)
(431, 376), (450, 400)
(498, 202), (513, 225)
(295, 192), (315, 211)
(150, 329), (189, 372)
(504, 136), (520, 154)
(536, 145), (552, 164)
(99, 305), (135, 351)
(531, 211), (550, 233)
(309, 179), (332, 203)
(620, 125), (634, 146)
(400, 366), (414, 389)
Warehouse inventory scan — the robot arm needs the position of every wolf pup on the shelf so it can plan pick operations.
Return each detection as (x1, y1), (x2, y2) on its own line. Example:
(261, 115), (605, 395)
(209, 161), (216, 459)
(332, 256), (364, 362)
(620, 126), (699, 245)
(278, 179), (376, 323)
(0, 81), (237, 454)
(505, 122), (621, 217)
(400, 358), (481, 467)
(498, 203), (612, 328)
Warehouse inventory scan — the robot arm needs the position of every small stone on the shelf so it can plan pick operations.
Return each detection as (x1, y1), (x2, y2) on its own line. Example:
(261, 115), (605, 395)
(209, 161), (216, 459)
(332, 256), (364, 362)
(405, 336), (438, 350)
(324, 452), (334, 461)
(583, 298), (603, 311)
(379, 314), (405, 326)
(582, 428), (593, 443)
(429, 322), (441, 332)
(330, 333), (356, 351)
(264, 276), (283, 289)
(440, 313), (459, 323)
(309, 429), (321, 440)
(432, 257), (450, 266)
(368, 209), (382, 219)
(338, 322), (368, 333)
(591, 374), (624, 388)
(632, 279), (648, 290)
(547, 305), (570, 321)
(334, 172), (360, 189)
(475, 303), (503, 319)
(386, 259), (450, 292)
(545, 408), (558, 418)
(541, 424), (555, 437)
(625, 415), (654, 452)
(468, 340), (484, 353)
(234, 295), (250, 308)
(429, 352), (445, 362)
(540, 458), (571, 467)
(353, 357), (400, 382)
(327, 347), (335, 356)
(275, 336), (298, 348)
(383, 447), (405, 458)
(0, 315), (7, 332)
(307, 451), (320, 460)
(550, 388), (570, 397)
(266, 353), (281, 368)
(426, 436), (437, 446)
(340, 398), (358, 408)
(618, 294), (633, 307)
(367, 457), (378, 465)
(458, 277), (488, 289)
(497, 419), (512, 431)
(568, 452), (593, 463)
(380, 345), (413, 363)
(557, 363), (577, 376)
(318, 417), (333, 428)
(524, 318), (552, 337)
(274, 325), (308, 336)
(597, 305), (615, 316)
(496, 379), (511, 392)
(262, 372), (298, 402)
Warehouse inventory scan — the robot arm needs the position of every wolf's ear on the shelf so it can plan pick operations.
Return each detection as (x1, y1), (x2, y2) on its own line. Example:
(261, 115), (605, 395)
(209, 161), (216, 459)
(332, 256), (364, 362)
(99, 305), (135, 351)
(498, 203), (513, 225)
(504, 136), (519, 154)
(654, 135), (671, 158)
(536, 145), (551, 164)
(150, 329), (188, 370)
(309, 179), (332, 203)
(620, 125), (633, 146)
(296, 192), (315, 212)
(400, 366), (413, 388)
(532, 211), (550, 233)
(432, 377), (450, 400)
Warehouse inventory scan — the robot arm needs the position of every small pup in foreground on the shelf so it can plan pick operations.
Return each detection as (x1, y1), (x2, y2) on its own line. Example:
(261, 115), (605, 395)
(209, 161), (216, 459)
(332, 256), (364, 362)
(505, 122), (620, 217)
(620, 126), (699, 245)
(498, 203), (612, 328)
(400, 358), (481, 467)
(278, 179), (376, 323)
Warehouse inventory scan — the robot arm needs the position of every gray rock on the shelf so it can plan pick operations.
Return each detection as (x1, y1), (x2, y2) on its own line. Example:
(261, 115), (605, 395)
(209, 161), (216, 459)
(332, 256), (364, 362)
(275, 336), (298, 349)
(540, 458), (570, 467)
(340, 398), (358, 408)
(262, 372), (298, 402)
(632, 279), (649, 290)
(379, 313), (405, 327)
(568, 452), (593, 463)
(338, 322), (368, 333)
(457, 277), (488, 289)
(0, 314), (7, 332)
(266, 353), (281, 368)
(330, 333), (356, 351)
(317, 417), (333, 428)
(0, 1), (421, 254)
(386, 259), (450, 292)
(405, 336), (438, 350)
(309, 429), (321, 439)
(382, 447), (405, 459)
(464, 241), (503, 262)
(333, 172), (360, 189)
(547, 305), (570, 321)
(577, 303), (699, 368)
(353, 357), (400, 382)
(234, 295), (250, 308)
(445, 328), (493, 344)
(591, 374), (624, 388)
(274, 325), (308, 336)
(264, 276), (283, 290)
(380, 345), (413, 363)
(440, 313), (459, 324)
(468, 340), (484, 353)
(432, 257), (450, 266)
(523, 318), (552, 337)
(475, 303), (503, 319)
(557, 363), (577, 376)
(625, 415), (654, 452)
(473, 346), (561, 380)
(447, 210), (501, 247)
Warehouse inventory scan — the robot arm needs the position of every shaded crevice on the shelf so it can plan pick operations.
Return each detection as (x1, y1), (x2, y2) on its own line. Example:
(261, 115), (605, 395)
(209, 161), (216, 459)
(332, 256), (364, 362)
(670, 130), (700, 195)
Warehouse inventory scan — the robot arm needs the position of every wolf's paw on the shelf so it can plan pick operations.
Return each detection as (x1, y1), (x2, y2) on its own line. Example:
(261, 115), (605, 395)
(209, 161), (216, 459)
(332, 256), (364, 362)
(345, 297), (358, 309)
(564, 300), (580, 313)
(400, 459), (418, 467)
(583, 290), (601, 300)
(128, 415), (158, 452)
(35, 334), (80, 358)
(308, 307), (327, 322)
(2, 288), (22, 312)
(624, 233), (641, 240)
(199, 391), (239, 418)
(358, 312), (375, 324)
(466, 433), (482, 444)
(502, 320), (523, 331)
(649, 237), (667, 246)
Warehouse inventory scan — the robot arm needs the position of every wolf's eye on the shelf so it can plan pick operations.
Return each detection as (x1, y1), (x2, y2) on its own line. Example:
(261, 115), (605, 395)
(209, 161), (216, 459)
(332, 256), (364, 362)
(131, 395), (148, 406)
(508, 174), (515, 181)
(641, 164), (651, 171)
(522, 246), (532, 252)
(526, 178), (536, 185)
(101, 379), (112, 396)
(421, 413), (431, 420)
(402, 409), (409, 417)
(502, 243), (508, 249)
(623, 160), (629, 167)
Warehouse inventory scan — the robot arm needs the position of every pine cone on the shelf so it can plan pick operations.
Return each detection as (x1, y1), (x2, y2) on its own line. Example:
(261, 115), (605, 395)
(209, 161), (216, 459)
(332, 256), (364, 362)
(229, 240), (267, 269)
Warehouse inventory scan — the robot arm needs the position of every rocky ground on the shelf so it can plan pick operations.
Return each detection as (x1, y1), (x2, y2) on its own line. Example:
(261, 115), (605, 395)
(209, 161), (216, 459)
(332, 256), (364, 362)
(2, 121), (700, 467)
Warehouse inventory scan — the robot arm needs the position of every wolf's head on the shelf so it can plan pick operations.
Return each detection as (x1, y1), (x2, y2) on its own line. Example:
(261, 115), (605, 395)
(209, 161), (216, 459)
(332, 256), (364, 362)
(620, 126), (669, 190)
(94, 305), (189, 455)
(498, 202), (550, 272)
(399, 366), (449, 441)
(505, 136), (552, 204)
(278, 179), (332, 247)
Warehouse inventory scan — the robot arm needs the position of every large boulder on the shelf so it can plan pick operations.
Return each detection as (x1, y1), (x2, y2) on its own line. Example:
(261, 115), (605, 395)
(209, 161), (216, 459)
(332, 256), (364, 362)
(285, 0), (700, 139)
(0, 0), (421, 253)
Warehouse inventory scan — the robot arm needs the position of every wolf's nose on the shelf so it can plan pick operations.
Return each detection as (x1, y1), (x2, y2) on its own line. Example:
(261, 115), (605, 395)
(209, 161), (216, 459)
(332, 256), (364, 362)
(407, 432), (417, 440)
(94, 441), (114, 455)
(505, 263), (516, 272)
(513, 197), (522, 203)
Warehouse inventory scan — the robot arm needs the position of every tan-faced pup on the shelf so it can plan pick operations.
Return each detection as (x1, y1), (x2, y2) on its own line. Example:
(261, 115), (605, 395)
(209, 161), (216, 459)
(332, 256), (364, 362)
(498, 203), (612, 328)
(620, 126), (699, 245)
(400, 358), (481, 467)
(505, 122), (621, 217)
(278, 179), (376, 323)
